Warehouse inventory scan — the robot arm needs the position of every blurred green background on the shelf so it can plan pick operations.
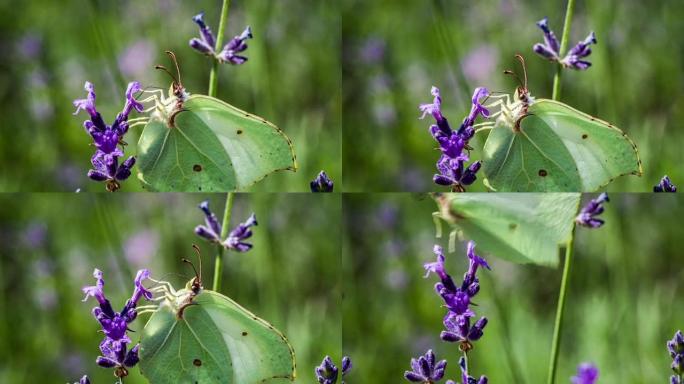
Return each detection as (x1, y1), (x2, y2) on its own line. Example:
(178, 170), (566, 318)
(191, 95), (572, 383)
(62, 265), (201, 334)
(0, 193), (341, 382)
(344, 193), (684, 383)
(0, 0), (340, 192)
(342, 0), (684, 191)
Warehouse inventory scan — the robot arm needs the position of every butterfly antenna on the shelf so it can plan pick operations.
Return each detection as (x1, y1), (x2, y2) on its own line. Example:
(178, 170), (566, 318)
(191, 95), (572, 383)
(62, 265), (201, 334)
(503, 69), (524, 89)
(165, 51), (182, 87)
(514, 54), (528, 90)
(154, 64), (179, 87)
(192, 244), (202, 282)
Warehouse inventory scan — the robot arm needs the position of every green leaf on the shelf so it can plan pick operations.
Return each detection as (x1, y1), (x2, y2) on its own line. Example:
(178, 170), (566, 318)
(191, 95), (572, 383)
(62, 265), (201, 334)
(434, 193), (580, 266)
(140, 288), (296, 383)
(137, 95), (296, 192)
(482, 99), (641, 191)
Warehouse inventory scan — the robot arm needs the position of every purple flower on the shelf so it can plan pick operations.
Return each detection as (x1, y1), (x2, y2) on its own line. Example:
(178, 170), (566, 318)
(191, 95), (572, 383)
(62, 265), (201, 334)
(654, 175), (677, 192)
(194, 200), (258, 252)
(190, 12), (252, 65)
(195, 200), (223, 243)
(71, 375), (90, 384)
(82, 268), (151, 377)
(315, 356), (339, 384)
(571, 363), (599, 384)
(404, 349), (447, 383)
(311, 171), (334, 192)
(533, 17), (597, 70)
(73, 81), (141, 191)
(668, 330), (684, 383)
(456, 356), (488, 384)
(341, 356), (352, 379)
(575, 193), (609, 228)
(225, 213), (258, 252)
(420, 87), (485, 191)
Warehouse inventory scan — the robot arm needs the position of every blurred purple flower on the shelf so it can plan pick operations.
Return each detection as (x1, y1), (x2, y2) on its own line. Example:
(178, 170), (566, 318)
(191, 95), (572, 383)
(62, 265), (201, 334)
(654, 175), (677, 192)
(124, 229), (159, 267)
(571, 363), (599, 384)
(118, 40), (156, 78)
(461, 45), (499, 84)
(533, 17), (597, 70)
(195, 200), (258, 252)
(575, 193), (609, 228)
(17, 33), (42, 60)
(22, 222), (47, 249)
(360, 37), (386, 64)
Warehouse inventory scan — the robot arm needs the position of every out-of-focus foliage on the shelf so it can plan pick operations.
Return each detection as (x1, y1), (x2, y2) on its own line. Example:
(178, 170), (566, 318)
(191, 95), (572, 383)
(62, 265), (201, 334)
(0, 0), (340, 192)
(0, 193), (341, 382)
(344, 193), (684, 383)
(342, 0), (684, 191)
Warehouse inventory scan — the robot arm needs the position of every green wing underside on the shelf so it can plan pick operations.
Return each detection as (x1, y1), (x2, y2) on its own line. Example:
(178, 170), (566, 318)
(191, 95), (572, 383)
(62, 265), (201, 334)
(140, 290), (295, 384)
(137, 95), (296, 192)
(436, 193), (580, 266)
(482, 99), (641, 192)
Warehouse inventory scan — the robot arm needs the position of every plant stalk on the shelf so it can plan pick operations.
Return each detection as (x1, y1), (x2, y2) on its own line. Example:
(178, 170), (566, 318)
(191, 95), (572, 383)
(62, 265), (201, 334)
(546, 226), (576, 384)
(212, 192), (234, 292)
(551, 0), (576, 101)
(208, 0), (231, 97)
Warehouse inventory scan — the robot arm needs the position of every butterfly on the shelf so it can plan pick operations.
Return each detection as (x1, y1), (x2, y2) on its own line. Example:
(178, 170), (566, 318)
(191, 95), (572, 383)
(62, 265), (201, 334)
(135, 52), (296, 192)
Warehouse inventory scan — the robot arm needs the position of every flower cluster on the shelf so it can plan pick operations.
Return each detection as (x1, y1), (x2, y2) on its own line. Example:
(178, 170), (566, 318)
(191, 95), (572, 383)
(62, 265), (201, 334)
(73, 81), (142, 191)
(533, 17), (597, 70)
(82, 269), (152, 378)
(311, 171), (334, 192)
(654, 175), (677, 192)
(668, 330), (684, 384)
(571, 363), (599, 384)
(575, 193), (609, 228)
(315, 356), (352, 384)
(195, 200), (258, 252)
(404, 349), (447, 383)
(190, 12), (253, 65)
(419, 87), (487, 191)
(405, 241), (490, 383)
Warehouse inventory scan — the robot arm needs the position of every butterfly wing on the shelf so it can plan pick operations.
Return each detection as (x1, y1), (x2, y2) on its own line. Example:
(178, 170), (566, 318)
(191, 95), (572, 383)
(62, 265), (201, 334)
(137, 95), (296, 192)
(435, 193), (580, 267)
(483, 99), (641, 191)
(139, 290), (295, 384)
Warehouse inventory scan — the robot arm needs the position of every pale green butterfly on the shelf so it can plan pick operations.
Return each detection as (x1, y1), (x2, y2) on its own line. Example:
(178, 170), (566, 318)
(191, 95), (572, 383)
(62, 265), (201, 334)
(134, 52), (296, 192)
(434, 193), (581, 267)
(139, 247), (296, 383)
(478, 55), (641, 192)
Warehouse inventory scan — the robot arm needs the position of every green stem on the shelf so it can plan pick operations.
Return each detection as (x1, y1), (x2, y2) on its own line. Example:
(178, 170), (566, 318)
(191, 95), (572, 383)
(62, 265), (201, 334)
(551, 0), (576, 101)
(546, 226), (577, 384)
(212, 192), (234, 292)
(208, 0), (231, 97)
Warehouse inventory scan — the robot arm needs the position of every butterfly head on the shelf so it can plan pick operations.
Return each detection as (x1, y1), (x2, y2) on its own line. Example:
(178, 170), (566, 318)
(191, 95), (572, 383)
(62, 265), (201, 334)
(155, 51), (188, 102)
(504, 54), (532, 105)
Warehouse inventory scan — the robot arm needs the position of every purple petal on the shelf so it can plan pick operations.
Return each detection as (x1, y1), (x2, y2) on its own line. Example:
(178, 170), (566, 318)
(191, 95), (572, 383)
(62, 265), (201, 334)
(192, 12), (216, 49)
(190, 38), (214, 55)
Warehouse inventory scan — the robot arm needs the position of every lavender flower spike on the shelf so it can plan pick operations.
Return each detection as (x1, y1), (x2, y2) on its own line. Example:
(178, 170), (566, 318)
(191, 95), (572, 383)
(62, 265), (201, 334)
(575, 193), (609, 228)
(571, 363), (599, 384)
(533, 17), (596, 70)
(311, 170), (334, 192)
(403, 349), (447, 383)
(315, 356), (339, 384)
(224, 213), (258, 252)
(668, 330), (684, 384)
(217, 26), (253, 65)
(654, 175), (677, 192)
(455, 356), (488, 384)
(341, 356), (352, 382)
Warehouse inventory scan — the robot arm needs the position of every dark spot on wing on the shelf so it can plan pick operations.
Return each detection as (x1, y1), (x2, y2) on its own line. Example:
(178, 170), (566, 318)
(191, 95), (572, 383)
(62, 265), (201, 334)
(242, 331), (248, 336)
(582, 134), (588, 139)
(538, 169), (548, 177)
(509, 223), (517, 230)
(193, 359), (202, 366)
(237, 129), (243, 135)
(193, 164), (202, 172)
